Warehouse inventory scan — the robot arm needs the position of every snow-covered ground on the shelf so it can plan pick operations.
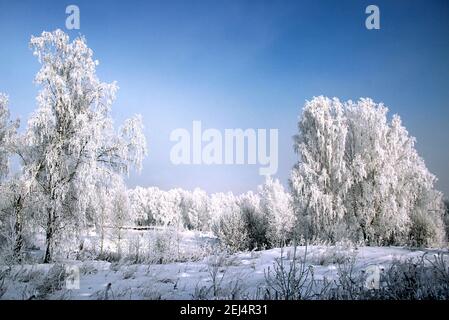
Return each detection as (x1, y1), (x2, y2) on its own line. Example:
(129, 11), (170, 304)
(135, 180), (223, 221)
(1, 228), (444, 300)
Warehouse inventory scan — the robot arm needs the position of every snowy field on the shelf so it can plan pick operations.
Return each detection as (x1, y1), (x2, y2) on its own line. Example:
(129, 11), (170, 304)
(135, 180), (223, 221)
(1, 229), (447, 300)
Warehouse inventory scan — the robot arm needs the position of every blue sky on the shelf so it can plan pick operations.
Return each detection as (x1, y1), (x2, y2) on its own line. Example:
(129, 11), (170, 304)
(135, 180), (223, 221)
(0, 0), (448, 195)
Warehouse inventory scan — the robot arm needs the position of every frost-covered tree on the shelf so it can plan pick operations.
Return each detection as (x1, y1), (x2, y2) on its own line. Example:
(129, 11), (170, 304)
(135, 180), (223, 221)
(160, 189), (183, 227)
(92, 187), (111, 256)
(345, 100), (444, 245)
(259, 177), (295, 247)
(110, 180), (131, 258)
(190, 188), (211, 231)
(291, 96), (445, 246)
(290, 97), (350, 242)
(0, 94), (18, 180)
(0, 94), (23, 262)
(128, 186), (165, 226)
(25, 30), (147, 262)
(88, 174), (123, 257)
(128, 186), (151, 225)
(444, 199), (449, 242)
(0, 177), (30, 262)
(128, 186), (211, 230)
(146, 187), (164, 225)
(178, 188), (210, 231)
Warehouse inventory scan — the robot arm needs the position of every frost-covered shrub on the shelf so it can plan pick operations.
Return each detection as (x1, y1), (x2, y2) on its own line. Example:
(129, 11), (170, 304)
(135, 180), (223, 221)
(237, 191), (267, 250)
(409, 209), (445, 247)
(12, 266), (41, 283)
(322, 253), (449, 300)
(308, 244), (354, 266)
(33, 264), (67, 299)
(79, 261), (98, 276)
(211, 181), (297, 252)
(378, 254), (449, 300)
(121, 265), (137, 280)
(264, 246), (315, 300)
(259, 177), (296, 247)
(211, 193), (250, 253)
(146, 228), (180, 264)
(96, 251), (121, 263)
(126, 233), (144, 264)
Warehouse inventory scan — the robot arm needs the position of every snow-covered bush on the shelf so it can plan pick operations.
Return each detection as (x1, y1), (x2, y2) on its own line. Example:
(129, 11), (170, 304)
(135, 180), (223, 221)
(211, 191), (269, 252)
(378, 254), (449, 299)
(264, 246), (315, 300)
(325, 253), (449, 300)
(211, 180), (296, 252)
(259, 177), (296, 247)
(291, 96), (446, 246)
(148, 227), (180, 264)
(33, 264), (67, 299)
(308, 243), (355, 266)
(237, 191), (267, 250)
(211, 193), (249, 253)
(408, 206), (445, 248)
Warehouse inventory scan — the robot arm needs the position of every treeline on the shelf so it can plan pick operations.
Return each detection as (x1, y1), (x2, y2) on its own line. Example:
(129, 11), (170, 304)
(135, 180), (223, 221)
(125, 176), (295, 252)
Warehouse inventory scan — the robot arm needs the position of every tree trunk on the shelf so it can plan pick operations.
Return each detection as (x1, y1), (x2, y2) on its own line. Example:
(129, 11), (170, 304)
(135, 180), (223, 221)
(100, 225), (104, 256)
(43, 207), (54, 263)
(13, 195), (24, 263)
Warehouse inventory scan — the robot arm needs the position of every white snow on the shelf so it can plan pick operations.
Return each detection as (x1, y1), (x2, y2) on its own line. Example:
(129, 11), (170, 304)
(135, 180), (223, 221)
(1, 234), (442, 300)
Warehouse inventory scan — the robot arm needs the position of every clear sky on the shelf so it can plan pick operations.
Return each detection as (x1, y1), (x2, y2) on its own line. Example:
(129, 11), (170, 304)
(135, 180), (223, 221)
(0, 0), (448, 196)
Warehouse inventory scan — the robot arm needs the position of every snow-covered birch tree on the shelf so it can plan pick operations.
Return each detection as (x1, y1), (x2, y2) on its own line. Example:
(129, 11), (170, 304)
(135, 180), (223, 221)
(26, 30), (147, 262)
(290, 97), (350, 242)
(110, 180), (131, 259)
(291, 96), (445, 246)
(0, 94), (18, 181)
(0, 94), (23, 262)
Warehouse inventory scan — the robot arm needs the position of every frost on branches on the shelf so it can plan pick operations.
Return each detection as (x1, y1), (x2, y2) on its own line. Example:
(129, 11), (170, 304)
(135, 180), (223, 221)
(290, 96), (445, 246)
(259, 177), (295, 247)
(0, 95), (22, 262)
(0, 94), (18, 180)
(24, 30), (147, 262)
